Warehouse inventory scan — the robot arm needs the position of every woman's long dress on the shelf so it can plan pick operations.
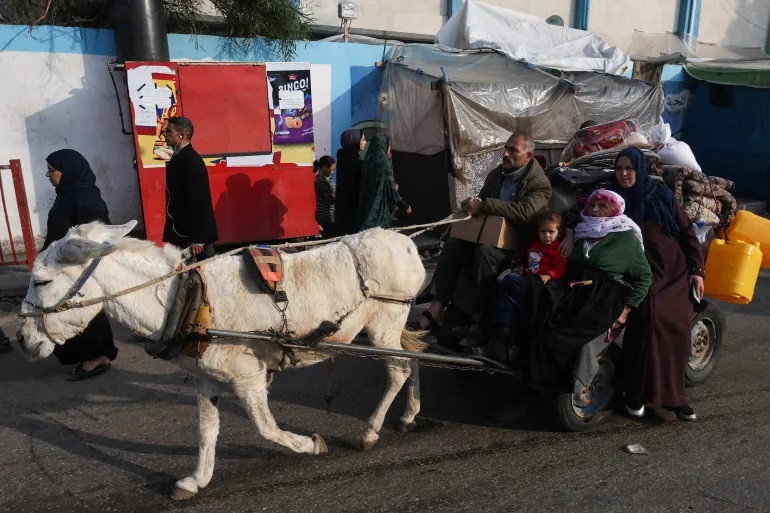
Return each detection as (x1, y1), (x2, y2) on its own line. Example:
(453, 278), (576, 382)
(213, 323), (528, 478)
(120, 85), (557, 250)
(622, 204), (704, 407)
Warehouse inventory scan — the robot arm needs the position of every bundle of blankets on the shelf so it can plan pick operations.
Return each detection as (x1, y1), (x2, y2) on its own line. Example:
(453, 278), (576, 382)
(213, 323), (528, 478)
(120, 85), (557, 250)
(661, 165), (737, 227)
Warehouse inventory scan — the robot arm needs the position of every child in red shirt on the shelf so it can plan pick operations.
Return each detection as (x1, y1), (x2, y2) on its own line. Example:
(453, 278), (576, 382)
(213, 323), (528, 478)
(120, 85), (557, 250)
(486, 210), (567, 361)
(525, 210), (567, 283)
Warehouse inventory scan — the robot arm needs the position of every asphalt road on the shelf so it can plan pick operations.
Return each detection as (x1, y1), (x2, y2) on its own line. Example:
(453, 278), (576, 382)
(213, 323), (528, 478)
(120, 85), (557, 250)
(0, 274), (768, 513)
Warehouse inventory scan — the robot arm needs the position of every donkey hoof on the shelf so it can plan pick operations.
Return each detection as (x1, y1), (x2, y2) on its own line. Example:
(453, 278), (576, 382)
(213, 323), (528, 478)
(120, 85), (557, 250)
(171, 484), (198, 501)
(398, 420), (417, 433)
(312, 433), (328, 454)
(357, 430), (379, 451)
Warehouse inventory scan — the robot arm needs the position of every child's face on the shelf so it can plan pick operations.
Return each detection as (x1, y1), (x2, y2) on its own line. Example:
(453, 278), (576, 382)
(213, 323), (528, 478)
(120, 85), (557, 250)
(539, 221), (560, 245)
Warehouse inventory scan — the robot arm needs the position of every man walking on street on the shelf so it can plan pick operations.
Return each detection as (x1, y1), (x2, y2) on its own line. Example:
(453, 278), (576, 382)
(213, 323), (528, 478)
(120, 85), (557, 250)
(162, 116), (219, 258)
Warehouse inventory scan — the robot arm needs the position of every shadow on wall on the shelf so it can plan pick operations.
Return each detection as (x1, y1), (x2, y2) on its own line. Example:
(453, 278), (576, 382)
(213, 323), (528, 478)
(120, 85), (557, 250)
(718, 0), (770, 49)
(22, 38), (139, 238)
(213, 174), (288, 242)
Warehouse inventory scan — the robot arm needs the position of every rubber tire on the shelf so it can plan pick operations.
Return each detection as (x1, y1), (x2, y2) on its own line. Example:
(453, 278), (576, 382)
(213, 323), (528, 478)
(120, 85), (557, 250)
(686, 301), (726, 387)
(555, 353), (616, 432)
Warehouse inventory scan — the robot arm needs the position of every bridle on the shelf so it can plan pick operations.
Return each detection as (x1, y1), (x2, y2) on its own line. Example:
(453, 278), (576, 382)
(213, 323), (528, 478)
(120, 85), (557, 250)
(20, 257), (104, 343)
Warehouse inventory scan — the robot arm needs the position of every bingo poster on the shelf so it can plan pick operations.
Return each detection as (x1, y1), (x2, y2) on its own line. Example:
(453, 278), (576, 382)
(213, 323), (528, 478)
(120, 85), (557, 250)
(266, 63), (314, 164)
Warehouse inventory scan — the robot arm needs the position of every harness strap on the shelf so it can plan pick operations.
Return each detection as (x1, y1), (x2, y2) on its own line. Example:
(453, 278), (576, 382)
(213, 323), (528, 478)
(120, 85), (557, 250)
(342, 242), (414, 306)
(49, 257), (103, 312)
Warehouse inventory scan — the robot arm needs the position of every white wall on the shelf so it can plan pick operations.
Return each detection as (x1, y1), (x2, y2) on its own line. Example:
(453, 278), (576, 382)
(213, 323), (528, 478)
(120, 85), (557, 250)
(0, 49), (333, 249)
(699, 0), (770, 48)
(482, 0), (573, 24)
(0, 51), (139, 248)
(304, 0), (446, 37)
(305, 0), (770, 52)
(588, 0), (679, 51)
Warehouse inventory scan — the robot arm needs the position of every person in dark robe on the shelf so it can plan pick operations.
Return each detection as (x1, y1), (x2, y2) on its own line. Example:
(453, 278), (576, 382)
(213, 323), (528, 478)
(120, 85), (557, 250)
(43, 149), (117, 380)
(356, 133), (411, 230)
(490, 189), (652, 391)
(162, 117), (219, 258)
(334, 129), (366, 236)
(611, 146), (705, 422)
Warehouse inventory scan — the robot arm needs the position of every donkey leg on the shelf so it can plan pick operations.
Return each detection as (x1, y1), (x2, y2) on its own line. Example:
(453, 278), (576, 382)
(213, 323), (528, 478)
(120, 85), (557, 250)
(398, 361), (421, 433)
(173, 380), (220, 500)
(233, 380), (328, 455)
(358, 357), (411, 450)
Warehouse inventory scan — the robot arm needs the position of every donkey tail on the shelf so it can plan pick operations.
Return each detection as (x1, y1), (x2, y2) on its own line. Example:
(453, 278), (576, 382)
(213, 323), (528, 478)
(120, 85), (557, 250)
(400, 328), (429, 353)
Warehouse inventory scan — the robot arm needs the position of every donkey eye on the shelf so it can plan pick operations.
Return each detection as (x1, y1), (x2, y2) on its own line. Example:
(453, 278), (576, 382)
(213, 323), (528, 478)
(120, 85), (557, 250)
(34, 280), (52, 287)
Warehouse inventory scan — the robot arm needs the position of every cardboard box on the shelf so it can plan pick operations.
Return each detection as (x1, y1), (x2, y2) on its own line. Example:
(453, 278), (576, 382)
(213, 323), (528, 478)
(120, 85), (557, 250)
(450, 214), (517, 250)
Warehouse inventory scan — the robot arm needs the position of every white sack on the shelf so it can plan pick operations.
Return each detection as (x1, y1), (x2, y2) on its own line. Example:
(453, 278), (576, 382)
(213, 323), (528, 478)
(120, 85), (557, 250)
(658, 137), (702, 172)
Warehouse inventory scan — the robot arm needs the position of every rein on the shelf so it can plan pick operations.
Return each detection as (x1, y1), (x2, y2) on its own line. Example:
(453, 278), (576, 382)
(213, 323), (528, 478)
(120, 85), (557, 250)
(19, 245), (247, 318)
(19, 213), (471, 319)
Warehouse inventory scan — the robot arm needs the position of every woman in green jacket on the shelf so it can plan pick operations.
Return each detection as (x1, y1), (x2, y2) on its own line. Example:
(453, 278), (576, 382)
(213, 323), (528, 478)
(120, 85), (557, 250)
(489, 189), (652, 389)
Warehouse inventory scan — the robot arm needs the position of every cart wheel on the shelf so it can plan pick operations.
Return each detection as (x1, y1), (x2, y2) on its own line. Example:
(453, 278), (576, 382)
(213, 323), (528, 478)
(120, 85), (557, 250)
(556, 354), (615, 432)
(686, 301), (726, 387)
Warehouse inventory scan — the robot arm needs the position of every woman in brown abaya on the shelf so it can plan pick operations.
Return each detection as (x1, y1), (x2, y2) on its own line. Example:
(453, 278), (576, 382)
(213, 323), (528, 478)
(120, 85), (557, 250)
(611, 147), (705, 421)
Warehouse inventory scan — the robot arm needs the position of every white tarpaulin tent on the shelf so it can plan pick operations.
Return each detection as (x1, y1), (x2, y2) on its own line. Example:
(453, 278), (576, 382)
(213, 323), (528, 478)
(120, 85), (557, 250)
(435, 0), (631, 75)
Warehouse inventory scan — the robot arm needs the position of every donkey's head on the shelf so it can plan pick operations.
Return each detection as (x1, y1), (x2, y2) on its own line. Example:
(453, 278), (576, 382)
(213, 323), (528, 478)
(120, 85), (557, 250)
(16, 221), (137, 359)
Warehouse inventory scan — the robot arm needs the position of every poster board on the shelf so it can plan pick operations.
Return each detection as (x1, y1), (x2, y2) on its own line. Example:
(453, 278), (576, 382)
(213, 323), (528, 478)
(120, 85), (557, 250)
(125, 61), (320, 244)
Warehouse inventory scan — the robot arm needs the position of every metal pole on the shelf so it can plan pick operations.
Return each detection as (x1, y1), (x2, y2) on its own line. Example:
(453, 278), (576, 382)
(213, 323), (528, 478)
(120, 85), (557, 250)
(10, 160), (36, 269)
(207, 328), (488, 368)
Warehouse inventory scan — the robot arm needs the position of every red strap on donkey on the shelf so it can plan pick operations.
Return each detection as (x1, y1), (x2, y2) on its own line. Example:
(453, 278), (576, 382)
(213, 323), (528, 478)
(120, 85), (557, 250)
(246, 246), (287, 302)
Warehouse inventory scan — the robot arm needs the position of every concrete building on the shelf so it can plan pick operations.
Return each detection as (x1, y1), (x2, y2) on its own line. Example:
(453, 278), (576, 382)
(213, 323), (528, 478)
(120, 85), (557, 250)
(304, 0), (770, 52)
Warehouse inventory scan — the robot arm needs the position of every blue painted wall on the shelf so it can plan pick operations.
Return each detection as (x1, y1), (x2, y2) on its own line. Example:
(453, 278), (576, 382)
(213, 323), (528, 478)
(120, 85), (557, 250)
(661, 64), (694, 137)
(0, 24), (386, 156)
(682, 81), (770, 202)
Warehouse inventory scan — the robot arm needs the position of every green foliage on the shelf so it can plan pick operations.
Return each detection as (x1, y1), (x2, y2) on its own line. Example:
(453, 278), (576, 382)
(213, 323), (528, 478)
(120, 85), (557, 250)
(0, 0), (314, 60)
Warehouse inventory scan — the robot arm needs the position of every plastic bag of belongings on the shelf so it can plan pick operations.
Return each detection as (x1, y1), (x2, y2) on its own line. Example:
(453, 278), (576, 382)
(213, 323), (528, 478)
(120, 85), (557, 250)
(650, 117), (702, 172)
(560, 119), (650, 163)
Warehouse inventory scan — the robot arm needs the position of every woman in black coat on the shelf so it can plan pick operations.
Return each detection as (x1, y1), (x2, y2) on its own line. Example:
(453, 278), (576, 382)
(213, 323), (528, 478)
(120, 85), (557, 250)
(44, 149), (117, 381)
(333, 129), (366, 236)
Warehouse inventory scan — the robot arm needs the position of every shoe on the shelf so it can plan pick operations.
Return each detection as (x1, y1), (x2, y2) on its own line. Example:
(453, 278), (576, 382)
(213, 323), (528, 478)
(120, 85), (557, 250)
(485, 325), (513, 362)
(625, 400), (645, 418)
(66, 363), (111, 381)
(665, 404), (697, 422)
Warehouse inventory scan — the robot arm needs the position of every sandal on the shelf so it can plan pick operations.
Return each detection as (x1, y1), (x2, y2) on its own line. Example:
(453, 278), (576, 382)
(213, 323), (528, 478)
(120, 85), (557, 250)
(406, 310), (441, 333)
(66, 363), (111, 381)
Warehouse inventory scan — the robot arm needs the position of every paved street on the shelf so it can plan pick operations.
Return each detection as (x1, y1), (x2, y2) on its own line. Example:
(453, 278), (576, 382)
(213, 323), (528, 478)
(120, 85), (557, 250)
(0, 274), (768, 513)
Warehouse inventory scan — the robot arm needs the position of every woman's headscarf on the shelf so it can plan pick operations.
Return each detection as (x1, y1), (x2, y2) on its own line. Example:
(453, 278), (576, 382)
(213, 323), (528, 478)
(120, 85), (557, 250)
(46, 149), (99, 193)
(340, 129), (362, 148)
(610, 146), (680, 238)
(357, 133), (404, 230)
(575, 189), (644, 247)
(43, 149), (109, 249)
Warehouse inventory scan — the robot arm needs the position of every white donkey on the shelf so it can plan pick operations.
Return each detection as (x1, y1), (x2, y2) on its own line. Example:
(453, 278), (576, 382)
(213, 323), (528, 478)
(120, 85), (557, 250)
(16, 221), (426, 500)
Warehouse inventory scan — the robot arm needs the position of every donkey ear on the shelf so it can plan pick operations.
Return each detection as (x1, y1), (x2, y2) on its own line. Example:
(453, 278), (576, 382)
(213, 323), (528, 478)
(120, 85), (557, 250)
(102, 220), (138, 242)
(57, 238), (117, 264)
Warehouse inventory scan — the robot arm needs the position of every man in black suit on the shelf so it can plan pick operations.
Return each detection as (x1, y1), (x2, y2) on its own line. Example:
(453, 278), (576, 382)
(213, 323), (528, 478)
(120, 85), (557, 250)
(162, 117), (219, 258)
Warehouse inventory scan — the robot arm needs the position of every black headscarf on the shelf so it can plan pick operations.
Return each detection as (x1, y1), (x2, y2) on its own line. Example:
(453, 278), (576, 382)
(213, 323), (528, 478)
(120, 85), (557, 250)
(334, 129), (364, 235)
(340, 129), (362, 147)
(43, 149), (109, 249)
(610, 146), (680, 238)
(47, 149), (98, 193)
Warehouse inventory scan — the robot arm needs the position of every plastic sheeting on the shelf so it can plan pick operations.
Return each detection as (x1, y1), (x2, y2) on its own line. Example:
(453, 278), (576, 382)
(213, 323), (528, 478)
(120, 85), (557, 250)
(379, 45), (664, 169)
(435, 0), (630, 75)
